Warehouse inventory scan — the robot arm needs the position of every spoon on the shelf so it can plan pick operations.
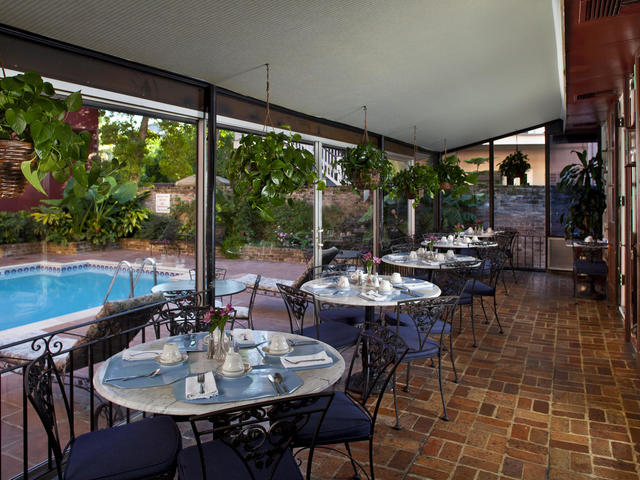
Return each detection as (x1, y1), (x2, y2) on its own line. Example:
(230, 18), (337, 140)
(273, 372), (289, 393)
(267, 374), (282, 395)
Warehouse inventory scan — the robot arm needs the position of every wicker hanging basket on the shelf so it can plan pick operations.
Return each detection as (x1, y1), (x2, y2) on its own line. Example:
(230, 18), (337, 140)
(0, 140), (33, 198)
(351, 169), (380, 191)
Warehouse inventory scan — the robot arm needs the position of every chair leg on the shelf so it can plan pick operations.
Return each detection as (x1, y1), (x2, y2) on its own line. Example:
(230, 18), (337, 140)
(470, 302), (477, 347)
(501, 271), (509, 296)
(437, 354), (449, 421)
(448, 331), (458, 383)
(493, 296), (504, 334)
(403, 362), (411, 392)
(509, 257), (517, 283)
(459, 307), (463, 334)
(344, 442), (361, 479)
(480, 297), (489, 324)
(369, 436), (376, 480)
(392, 373), (402, 431)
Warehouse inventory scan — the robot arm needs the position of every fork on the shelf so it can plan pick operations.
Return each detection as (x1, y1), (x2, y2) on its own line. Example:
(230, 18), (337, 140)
(197, 373), (205, 394)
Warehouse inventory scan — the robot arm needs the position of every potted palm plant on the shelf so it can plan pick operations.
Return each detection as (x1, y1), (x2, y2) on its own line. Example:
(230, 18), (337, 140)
(341, 142), (393, 193)
(557, 150), (605, 239)
(0, 70), (90, 196)
(498, 150), (531, 185)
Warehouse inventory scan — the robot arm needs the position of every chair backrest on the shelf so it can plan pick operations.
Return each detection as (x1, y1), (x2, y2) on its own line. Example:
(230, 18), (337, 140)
(344, 326), (408, 428)
(390, 242), (414, 253)
(391, 296), (459, 346)
(476, 246), (507, 288)
(495, 230), (517, 256)
(157, 289), (212, 336)
(215, 267), (227, 280)
(25, 353), (72, 478)
(310, 263), (358, 280)
(245, 274), (261, 327)
(65, 294), (165, 372)
(573, 245), (604, 262)
(277, 283), (313, 334)
(434, 260), (480, 298)
(188, 392), (334, 480)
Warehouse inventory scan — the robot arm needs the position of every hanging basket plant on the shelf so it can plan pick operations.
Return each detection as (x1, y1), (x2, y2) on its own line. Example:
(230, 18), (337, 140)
(0, 139), (31, 197)
(342, 141), (392, 193)
(0, 70), (91, 196)
(390, 163), (439, 204)
(434, 154), (477, 197)
(227, 128), (325, 222)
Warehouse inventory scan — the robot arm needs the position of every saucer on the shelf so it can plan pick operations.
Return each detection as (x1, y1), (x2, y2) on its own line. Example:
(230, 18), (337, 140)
(155, 353), (188, 365)
(262, 344), (293, 355)
(216, 364), (252, 378)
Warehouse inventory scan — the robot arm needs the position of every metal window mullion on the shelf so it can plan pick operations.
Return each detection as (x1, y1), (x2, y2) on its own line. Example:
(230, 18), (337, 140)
(313, 142), (323, 269)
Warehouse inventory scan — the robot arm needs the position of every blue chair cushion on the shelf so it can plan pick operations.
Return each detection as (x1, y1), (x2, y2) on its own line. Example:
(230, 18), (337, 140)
(177, 438), (302, 480)
(65, 415), (181, 480)
(384, 312), (451, 334)
(464, 280), (494, 296)
(574, 260), (607, 276)
(294, 391), (371, 446)
(297, 321), (360, 349)
(394, 325), (440, 361)
(318, 306), (366, 325)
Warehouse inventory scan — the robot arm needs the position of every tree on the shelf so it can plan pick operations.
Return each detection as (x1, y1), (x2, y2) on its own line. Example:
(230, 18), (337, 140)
(464, 156), (489, 173)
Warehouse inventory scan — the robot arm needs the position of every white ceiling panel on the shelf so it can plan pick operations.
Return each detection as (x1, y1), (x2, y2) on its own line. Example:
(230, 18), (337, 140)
(0, 0), (564, 150)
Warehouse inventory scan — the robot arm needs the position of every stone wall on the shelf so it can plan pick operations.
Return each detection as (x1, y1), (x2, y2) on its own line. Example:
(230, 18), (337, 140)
(140, 184), (196, 213)
(0, 241), (119, 258)
(215, 245), (307, 264)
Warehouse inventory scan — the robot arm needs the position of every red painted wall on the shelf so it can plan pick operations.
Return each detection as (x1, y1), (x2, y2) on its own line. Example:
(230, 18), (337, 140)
(0, 107), (99, 212)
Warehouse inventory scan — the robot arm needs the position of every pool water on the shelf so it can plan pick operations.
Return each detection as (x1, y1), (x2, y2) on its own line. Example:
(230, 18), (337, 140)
(0, 269), (157, 330)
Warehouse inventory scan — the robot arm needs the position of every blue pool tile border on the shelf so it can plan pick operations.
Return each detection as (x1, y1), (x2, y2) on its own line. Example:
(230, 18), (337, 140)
(0, 261), (185, 279)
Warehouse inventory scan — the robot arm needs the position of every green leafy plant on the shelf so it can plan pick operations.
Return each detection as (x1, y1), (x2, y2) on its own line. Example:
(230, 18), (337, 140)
(341, 142), (393, 193)
(435, 154), (477, 197)
(557, 150), (605, 239)
(464, 156), (489, 172)
(31, 157), (150, 244)
(227, 129), (325, 221)
(0, 211), (43, 244)
(389, 163), (439, 204)
(498, 150), (531, 185)
(0, 71), (91, 194)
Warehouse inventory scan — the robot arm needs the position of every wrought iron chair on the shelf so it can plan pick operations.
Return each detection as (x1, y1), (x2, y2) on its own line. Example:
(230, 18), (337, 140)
(386, 296), (459, 421)
(229, 274), (261, 329)
(572, 244), (608, 298)
(276, 284), (360, 350)
(495, 229), (518, 293)
(25, 352), (181, 480)
(310, 264), (367, 326)
(291, 326), (408, 480)
(155, 289), (213, 337)
(466, 247), (506, 334)
(177, 392), (334, 480)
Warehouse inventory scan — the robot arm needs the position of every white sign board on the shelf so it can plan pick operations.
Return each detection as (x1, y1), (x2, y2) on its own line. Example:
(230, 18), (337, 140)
(155, 193), (171, 213)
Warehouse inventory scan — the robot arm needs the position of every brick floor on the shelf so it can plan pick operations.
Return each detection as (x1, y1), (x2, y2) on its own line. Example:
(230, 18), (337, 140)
(1, 255), (639, 479)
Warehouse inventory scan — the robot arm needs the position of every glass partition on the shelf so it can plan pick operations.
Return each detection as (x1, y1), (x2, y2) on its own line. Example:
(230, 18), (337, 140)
(450, 145), (490, 230)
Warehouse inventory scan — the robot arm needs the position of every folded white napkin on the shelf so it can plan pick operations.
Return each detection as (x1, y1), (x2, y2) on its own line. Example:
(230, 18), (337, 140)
(232, 329), (255, 346)
(306, 282), (331, 290)
(281, 351), (331, 368)
(122, 349), (164, 361)
(386, 254), (406, 261)
(410, 282), (435, 289)
(359, 290), (388, 301)
(186, 372), (218, 399)
(467, 227), (474, 233)
(463, 237), (471, 244)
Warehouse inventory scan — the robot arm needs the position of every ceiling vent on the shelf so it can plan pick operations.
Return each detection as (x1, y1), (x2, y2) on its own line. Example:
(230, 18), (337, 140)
(579, 0), (621, 21)
(576, 89), (617, 100)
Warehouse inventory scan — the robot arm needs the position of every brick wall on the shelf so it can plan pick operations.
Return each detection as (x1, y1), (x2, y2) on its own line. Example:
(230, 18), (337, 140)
(215, 245), (307, 263)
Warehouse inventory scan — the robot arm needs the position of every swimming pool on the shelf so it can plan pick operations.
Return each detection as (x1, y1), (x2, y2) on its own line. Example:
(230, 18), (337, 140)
(0, 261), (183, 330)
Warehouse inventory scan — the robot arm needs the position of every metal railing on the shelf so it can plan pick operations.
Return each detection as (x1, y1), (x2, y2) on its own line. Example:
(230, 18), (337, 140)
(0, 291), (210, 480)
(102, 260), (134, 304)
(511, 232), (546, 271)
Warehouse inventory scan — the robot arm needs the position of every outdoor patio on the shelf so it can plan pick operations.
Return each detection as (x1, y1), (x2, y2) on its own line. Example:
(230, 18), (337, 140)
(1, 252), (638, 479)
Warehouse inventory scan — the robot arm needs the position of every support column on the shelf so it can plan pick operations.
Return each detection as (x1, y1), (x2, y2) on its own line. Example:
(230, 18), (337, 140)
(313, 141), (323, 269)
(373, 136), (384, 258)
(489, 140), (495, 228)
(201, 85), (216, 296)
(407, 158), (415, 237)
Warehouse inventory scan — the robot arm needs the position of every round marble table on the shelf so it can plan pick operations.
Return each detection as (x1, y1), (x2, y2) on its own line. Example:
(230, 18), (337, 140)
(459, 230), (502, 238)
(94, 331), (345, 416)
(382, 253), (479, 270)
(301, 275), (441, 324)
(151, 279), (246, 297)
(424, 240), (498, 249)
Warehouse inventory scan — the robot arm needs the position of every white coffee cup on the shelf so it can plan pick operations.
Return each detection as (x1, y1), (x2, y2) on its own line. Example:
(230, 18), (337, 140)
(472, 235), (479, 242)
(338, 275), (350, 289)
(379, 279), (392, 292)
(417, 247), (426, 255)
(161, 343), (181, 362)
(269, 333), (289, 353)
(446, 249), (455, 258)
(463, 237), (471, 244)
(222, 351), (244, 373)
(409, 251), (418, 260)
(391, 272), (402, 284)
(487, 227), (493, 233)
(447, 235), (454, 243)
(436, 253), (447, 262)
